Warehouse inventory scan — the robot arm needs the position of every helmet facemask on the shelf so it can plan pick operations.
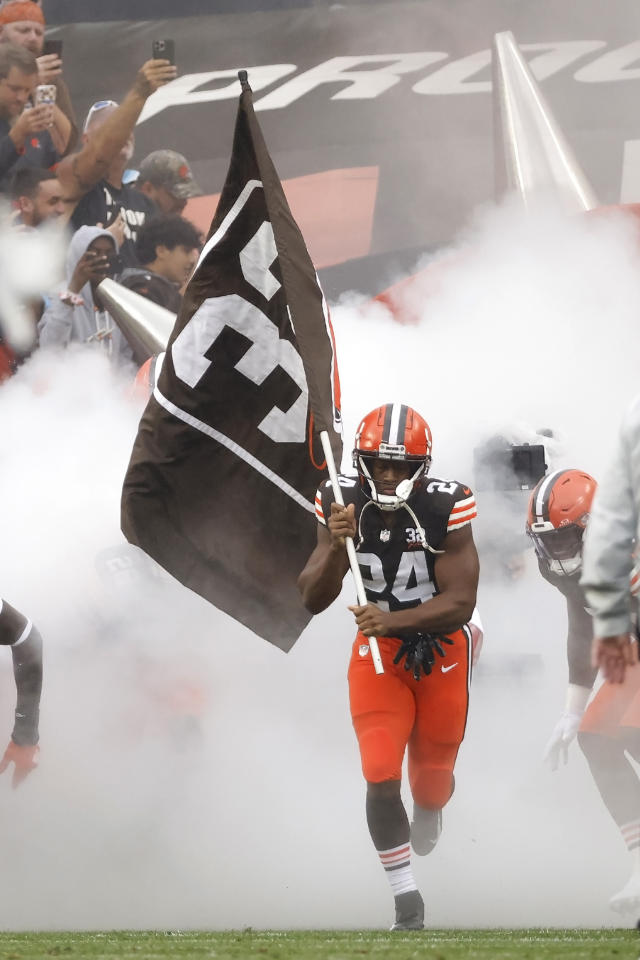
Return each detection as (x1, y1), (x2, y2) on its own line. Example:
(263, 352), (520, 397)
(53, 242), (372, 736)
(527, 520), (584, 576)
(526, 468), (596, 577)
(355, 443), (430, 512)
(353, 404), (433, 511)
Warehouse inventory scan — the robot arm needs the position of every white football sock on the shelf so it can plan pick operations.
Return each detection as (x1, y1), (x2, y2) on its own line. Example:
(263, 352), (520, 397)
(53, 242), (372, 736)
(377, 842), (417, 896)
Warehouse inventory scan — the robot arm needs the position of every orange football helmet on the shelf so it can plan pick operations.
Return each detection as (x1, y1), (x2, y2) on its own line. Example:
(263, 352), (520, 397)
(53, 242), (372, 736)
(132, 352), (165, 401)
(526, 468), (597, 572)
(353, 403), (432, 510)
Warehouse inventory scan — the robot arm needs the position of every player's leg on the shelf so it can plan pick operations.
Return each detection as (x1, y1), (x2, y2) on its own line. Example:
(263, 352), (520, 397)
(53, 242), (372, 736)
(407, 627), (471, 856)
(611, 677), (640, 913)
(348, 634), (423, 930)
(579, 666), (640, 913)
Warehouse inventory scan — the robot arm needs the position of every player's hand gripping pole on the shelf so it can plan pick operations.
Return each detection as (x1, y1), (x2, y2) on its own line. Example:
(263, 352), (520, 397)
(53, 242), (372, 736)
(320, 431), (384, 675)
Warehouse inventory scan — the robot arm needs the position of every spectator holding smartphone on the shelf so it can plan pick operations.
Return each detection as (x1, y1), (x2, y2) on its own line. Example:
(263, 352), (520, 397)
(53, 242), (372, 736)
(0, 43), (61, 191)
(38, 224), (133, 365)
(58, 57), (177, 264)
(0, 1), (76, 153)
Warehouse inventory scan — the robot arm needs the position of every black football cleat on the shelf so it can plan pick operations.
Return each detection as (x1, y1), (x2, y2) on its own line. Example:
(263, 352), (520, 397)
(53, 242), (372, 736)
(390, 889), (425, 931)
(410, 804), (442, 856)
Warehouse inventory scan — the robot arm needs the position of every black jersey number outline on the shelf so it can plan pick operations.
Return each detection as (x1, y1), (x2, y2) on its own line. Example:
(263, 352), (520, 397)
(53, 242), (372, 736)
(357, 550), (435, 611)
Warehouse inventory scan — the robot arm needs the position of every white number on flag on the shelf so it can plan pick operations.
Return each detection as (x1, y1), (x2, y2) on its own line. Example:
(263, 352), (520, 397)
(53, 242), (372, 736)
(239, 220), (281, 300)
(172, 293), (308, 443)
(171, 219), (309, 444)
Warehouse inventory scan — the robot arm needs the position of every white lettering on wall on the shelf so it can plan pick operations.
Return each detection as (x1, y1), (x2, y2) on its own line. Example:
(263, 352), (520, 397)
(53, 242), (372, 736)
(138, 64), (297, 123)
(253, 54), (448, 109)
(135, 42), (633, 124)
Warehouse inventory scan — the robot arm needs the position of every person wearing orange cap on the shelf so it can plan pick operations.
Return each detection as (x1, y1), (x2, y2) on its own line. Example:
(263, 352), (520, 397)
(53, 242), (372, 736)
(0, 1), (75, 155)
(0, 43), (59, 191)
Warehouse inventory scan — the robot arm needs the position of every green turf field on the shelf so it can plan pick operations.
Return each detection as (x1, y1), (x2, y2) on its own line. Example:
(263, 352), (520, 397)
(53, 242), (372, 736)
(0, 929), (637, 960)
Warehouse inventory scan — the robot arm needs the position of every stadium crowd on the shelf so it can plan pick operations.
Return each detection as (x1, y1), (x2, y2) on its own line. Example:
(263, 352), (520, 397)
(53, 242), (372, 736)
(0, 0), (204, 378)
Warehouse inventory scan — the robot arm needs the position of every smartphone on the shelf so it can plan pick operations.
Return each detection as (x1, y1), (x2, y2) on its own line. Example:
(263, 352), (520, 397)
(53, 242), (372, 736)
(152, 39), (175, 64)
(106, 253), (124, 276)
(43, 39), (63, 57)
(35, 84), (56, 106)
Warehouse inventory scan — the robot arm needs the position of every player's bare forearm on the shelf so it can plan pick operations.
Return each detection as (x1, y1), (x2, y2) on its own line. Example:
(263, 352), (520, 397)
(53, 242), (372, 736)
(298, 535), (349, 614)
(57, 60), (176, 202)
(352, 590), (475, 638)
(57, 89), (144, 200)
(394, 591), (475, 635)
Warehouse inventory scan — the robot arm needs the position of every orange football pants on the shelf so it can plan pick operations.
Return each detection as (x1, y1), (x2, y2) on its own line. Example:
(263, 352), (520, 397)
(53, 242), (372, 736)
(348, 628), (471, 809)
(580, 663), (640, 736)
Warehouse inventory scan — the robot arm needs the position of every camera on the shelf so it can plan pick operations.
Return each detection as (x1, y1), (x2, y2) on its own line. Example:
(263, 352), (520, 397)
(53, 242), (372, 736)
(473, 438), (547, 492)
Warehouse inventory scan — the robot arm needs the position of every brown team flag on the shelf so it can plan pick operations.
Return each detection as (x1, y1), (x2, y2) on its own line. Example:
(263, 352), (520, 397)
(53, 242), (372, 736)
(121, 73), (343, 651)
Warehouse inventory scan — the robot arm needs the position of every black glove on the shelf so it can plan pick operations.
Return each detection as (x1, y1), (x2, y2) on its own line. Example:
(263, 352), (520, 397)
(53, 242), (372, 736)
(393, 633), (454, 681)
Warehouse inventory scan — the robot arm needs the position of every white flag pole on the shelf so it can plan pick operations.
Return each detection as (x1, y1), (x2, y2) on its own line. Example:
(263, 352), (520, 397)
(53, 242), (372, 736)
(320, 430), (384, 676)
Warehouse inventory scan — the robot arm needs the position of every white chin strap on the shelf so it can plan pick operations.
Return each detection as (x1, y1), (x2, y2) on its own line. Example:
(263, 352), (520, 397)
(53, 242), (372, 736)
(357, 484), (444, 555)
(549, 554), (582, 576)
(359, 459), (425, 512)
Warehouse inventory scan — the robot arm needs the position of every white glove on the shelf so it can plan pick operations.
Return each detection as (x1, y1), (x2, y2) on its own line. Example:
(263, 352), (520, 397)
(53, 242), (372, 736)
(544, 684), (591, 771)
(543, 712), (582, 770)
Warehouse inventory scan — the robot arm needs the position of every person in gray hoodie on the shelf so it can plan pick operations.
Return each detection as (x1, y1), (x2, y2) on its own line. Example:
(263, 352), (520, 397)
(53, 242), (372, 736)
(582, 395), (640, 683)
(38, 224), (133, 365)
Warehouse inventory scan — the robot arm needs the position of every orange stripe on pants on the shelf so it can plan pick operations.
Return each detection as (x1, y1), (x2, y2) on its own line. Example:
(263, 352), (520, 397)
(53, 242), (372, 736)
(348, 629), (470, 809)
(580, 663), (640, 736)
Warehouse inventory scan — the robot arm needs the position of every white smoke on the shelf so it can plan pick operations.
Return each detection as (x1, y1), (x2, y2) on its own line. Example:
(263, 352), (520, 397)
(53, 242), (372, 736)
(0, 214), (66, 352)
(331, 194), (640, 927)
(0, 197), (638, 930)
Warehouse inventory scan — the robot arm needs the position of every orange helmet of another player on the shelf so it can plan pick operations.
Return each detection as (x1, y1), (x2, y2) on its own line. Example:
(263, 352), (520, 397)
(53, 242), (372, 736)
(353, 403), (432, 511)
(132, 352), (165, 401)
(526, 468), (597, 574)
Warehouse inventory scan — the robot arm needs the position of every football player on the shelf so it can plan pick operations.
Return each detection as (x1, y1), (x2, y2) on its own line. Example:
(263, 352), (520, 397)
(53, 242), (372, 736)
(298, 403), (479, 931)
(526, 469), (640, 913)
(0, 598), (42, 787)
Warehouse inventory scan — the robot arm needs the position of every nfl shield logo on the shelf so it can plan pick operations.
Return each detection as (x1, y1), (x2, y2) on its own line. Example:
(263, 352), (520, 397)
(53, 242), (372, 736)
(359, 643), (370, 657)
(380, 529), (391, 542)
